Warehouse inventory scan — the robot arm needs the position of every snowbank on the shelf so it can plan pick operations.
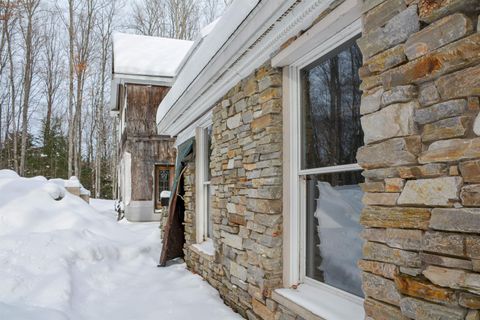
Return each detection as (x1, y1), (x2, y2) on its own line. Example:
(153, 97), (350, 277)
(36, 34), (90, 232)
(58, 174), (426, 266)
(0, 170), (241, 320)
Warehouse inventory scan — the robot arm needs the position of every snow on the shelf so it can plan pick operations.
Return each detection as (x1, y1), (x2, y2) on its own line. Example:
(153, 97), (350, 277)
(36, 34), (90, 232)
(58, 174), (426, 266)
(113, 33), (193, 78)
(0, 170), (241, 320)
(42, 182), (66, 201)
(64, 176), (81, 188)
(275, 284), (364, 320)
(192, 238), (215, 256)
(200, 17), (221, 38)
(160, 190), (171, 199)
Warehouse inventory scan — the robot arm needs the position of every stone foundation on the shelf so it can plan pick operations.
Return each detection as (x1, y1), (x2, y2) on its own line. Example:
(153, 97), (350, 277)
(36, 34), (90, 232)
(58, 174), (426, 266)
(358, 1), (480, 319)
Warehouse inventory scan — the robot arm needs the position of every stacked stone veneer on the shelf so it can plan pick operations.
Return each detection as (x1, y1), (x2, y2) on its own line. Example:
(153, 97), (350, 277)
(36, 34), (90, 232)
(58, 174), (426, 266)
(357, 1), (480, 319)
(183, 161), (220, 287)
(183, 63), (285, 319)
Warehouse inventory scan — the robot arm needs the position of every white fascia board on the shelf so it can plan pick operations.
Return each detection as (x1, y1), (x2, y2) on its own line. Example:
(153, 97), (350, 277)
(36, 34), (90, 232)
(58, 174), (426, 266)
(113, 73), (174, 87)
(272, 0), (363, 67)
(157, 0), (341, 137)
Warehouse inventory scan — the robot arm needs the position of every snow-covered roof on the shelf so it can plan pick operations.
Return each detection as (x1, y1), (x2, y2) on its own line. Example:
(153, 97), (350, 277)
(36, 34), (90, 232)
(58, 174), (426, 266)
(113, 33), (193, 78)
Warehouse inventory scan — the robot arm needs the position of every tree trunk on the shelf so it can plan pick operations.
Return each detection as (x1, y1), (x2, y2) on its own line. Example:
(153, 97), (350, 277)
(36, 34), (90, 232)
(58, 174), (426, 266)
(6, 21), (17, 172)
(67, 0), (75, 177)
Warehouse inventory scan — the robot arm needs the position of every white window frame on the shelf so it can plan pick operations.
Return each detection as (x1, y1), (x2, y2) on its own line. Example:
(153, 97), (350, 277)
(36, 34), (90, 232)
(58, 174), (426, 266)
(195, 121), (213, 244)
(280, 9), (365, 319)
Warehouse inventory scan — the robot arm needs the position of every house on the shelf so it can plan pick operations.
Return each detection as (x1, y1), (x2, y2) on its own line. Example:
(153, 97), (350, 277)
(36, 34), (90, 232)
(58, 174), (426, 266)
(110, 33), (193, 221)
(124, 0), (480, 319)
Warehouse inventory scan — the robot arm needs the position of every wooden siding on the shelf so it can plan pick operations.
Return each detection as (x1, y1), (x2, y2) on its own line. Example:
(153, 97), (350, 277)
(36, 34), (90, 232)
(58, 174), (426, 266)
(120, 84), (176, 202)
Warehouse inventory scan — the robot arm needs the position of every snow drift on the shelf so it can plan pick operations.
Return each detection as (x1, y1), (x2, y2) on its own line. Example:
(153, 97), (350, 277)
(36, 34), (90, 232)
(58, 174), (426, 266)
(0, 170), (240, 320)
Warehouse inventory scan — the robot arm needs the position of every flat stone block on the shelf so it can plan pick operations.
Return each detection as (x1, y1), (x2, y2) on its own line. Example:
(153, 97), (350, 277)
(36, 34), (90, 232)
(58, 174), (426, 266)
(430, 208), (480, 233)
(360, 206), (431, 229)
(422, 116), (469, 142)
(357, 136), (421, 169)
(414, 99), (467, 125)
(405, 13), (473, 60)
(419, 138), (480, 164)
(383, 33), (480, 89)
(397, 176), (462, 207)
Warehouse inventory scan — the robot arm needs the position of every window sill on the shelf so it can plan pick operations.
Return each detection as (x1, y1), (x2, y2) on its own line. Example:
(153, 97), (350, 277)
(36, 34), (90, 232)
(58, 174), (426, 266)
(272, 283), (365, 320)
(190, 239), (215, 261)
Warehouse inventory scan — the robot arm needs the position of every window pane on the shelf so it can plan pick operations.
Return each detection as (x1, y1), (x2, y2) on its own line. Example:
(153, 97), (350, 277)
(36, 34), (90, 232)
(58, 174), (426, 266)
(301, 38), (363, 169)
(205, 125), (213, 181)
(206, 185), (213, 238)
(305, 171), (364, 297)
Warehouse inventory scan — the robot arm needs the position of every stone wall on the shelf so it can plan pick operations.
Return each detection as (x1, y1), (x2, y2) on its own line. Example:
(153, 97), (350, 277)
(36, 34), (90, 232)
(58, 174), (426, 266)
(183, 63), (284, 319)
(357, 1), (480, 319)
(182, 161), (219, 285)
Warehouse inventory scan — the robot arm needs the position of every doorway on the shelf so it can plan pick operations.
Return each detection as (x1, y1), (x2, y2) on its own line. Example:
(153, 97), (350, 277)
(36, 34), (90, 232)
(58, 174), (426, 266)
(154, 164), (174, 210)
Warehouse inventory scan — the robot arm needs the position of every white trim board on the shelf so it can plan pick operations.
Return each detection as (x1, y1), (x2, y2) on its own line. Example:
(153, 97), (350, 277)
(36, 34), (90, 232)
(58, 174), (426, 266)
(272, 0), (362, 67)
(195, 126), (212, 244)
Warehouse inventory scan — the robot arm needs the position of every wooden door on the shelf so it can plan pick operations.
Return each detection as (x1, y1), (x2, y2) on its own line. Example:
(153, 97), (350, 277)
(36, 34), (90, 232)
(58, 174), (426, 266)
(154, 165), (174, 210)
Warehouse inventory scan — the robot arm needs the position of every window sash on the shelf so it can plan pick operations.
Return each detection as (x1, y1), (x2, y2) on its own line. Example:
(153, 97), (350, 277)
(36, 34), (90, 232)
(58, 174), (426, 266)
(195, 125), (213, 243)
(282, 20), (363, 299)
(298, 169), (363, 294)
(279, 4), (365, 318)
(298, 163), (361, 177)
(297, 41), (364, 294)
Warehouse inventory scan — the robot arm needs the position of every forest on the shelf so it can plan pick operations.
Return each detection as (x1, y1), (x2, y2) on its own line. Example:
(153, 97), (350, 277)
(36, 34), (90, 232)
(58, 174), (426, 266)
(0, 0), (229, 198)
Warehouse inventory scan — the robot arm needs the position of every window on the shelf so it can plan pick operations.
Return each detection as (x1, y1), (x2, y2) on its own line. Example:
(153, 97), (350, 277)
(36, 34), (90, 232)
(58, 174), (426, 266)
(274, 2), (365, 317)
(196, 125), (213, 243)
(299, 38), (364, 297)
(282, 31), (365, 313)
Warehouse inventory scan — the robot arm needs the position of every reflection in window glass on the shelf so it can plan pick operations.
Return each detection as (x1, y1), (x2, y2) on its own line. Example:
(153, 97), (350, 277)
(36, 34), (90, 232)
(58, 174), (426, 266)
(305, 171), (364, 297)
(301, 38), (363, 169)
(207, 185), (213, 237)
(207, 125), (213, 181)
(300, 37), (365, 298)
(204, 125), (213, 239)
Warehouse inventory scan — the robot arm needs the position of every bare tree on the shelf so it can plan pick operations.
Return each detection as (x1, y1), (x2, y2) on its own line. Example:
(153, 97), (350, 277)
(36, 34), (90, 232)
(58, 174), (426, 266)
(131, 0), (166, 37)
(73, 0), (96, 177)
(18, 0), (41, 175)
(0, 0), (13, 160)
(67, 0), (75, 177)
(41, 10), (63, 174)
(65, 0), (96, 178)
(4, 1), (18, 171)
(130, 0), (228, 41)
(166, 0), (199, 40)
(93, 0), (116, 197)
